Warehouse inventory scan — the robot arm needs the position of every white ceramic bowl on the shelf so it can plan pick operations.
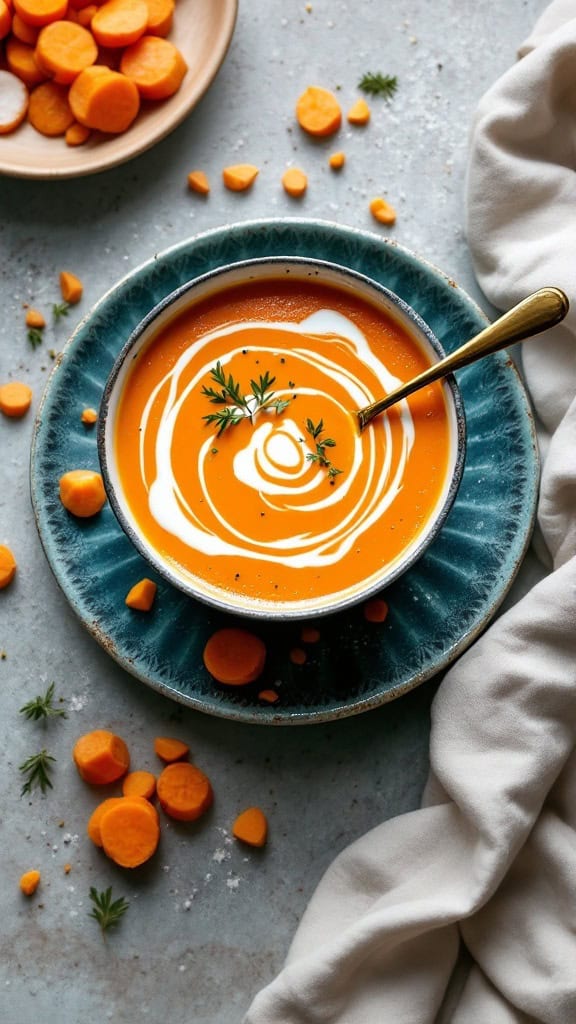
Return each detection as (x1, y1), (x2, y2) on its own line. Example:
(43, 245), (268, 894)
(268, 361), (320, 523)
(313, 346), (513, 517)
(98, 257), (466, 619)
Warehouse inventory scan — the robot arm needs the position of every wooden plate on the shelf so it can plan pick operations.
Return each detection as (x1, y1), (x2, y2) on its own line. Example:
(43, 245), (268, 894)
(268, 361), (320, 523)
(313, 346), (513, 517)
(0, 0), (238, 179)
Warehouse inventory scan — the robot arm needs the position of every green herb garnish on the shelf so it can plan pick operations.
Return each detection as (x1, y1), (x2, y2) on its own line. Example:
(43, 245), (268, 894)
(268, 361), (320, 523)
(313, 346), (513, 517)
(27, 327), (43, 349)
(52, 302), (70, 322)
(19, 682), (67, 721)
(89, 886), (129, 934)
(305, 418), (343, 481)
(19, 749), (56, 796)
(358, 72), (398, 99)
(202, 362), (290, 436)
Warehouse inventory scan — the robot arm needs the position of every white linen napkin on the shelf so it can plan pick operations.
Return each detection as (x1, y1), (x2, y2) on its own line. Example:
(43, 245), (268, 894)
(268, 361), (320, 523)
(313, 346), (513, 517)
(244, 2), (576, 1021)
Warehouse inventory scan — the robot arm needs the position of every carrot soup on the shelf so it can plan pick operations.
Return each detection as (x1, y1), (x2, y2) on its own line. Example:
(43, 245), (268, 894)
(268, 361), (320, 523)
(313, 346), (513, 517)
(111, 274), (458, 613)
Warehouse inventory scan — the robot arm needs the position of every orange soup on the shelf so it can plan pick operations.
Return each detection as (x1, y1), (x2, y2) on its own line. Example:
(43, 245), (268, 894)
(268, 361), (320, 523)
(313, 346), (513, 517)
(112, 275), (456, 612)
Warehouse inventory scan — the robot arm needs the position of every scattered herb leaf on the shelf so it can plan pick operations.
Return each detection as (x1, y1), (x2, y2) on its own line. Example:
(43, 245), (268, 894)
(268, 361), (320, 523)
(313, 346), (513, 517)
(89, 886), (129, 934)
(52, 302), (70, 322)
(19, 749), (56, 796)
(27, 327), (43, 349)
(305, 419), (343, 480)
(19, 682), (67, 721)
(358, 72), (398, 99)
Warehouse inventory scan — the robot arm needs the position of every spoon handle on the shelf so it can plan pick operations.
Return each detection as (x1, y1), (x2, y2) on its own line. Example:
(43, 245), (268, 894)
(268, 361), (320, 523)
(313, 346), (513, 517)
(358, 286), (569, 430)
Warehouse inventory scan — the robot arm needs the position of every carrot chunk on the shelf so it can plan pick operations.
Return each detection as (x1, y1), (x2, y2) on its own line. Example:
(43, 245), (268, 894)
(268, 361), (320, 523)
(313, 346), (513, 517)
(347, 97), (370, 125)
(222, 163), (259, 192)
(99, 797), (160, 867)
(156, 761), (213, 822)
(73, 728), (130, 784)
(154, 736), (189, 763)
(281, 167), (308, 197)
(25, 308), (45, 328)
(13, 0), (67, 27)
(232, 807), (268, 848)
(0, 0), (12, 39)
(28, 79), (73, 134)
(289, 647), (307, 665)
(69, 64), (140, 133)
(0, 545), (17, 589)
(257, 688), (279, 705)
(328, 150), (345, 170)
(143, 0), (173, 36)
(11, 13), (39, 44)
(125, 577), (157, 610)
(87, 796), (125, 846)
(203, 627), (266, 686)
(122, 770), (156, 800)
(187, 169), (210, 194)
(363, 597), (389, 623)
(0, 381), (32, 417)
(19, 869), (41, 895)
(80, 406), (98, 423)
(91, 0), (148, 48)
(76, 4), (97, 26)
(119, 34), (186, 99)
(59, 269), (83, 303)
(6, 36), (46, 85)
(296, 85), (341, 136)
(59, 468), (106, 517)
(369, 196), (397, 226)
(35, 20), (97, 83)
(300, 625), (321, 644)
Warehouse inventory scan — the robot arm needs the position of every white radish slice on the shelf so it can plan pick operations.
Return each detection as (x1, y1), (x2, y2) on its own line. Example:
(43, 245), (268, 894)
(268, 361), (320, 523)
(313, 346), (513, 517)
(0, 70), (29, 134)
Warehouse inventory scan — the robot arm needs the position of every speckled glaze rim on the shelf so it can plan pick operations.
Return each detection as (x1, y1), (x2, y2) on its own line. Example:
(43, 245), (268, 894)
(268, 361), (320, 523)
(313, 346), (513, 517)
(97, 255), (467, 621)
(30, 219), (540, 725)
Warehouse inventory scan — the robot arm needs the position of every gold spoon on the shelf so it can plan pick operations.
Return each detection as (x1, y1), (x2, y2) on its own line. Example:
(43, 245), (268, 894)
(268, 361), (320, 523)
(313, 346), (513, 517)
(357, 286), (569, 431)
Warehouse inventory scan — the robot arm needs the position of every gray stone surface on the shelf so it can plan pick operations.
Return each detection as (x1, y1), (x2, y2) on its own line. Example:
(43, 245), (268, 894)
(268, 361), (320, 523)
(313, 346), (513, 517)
(0, 1), (548, 1021)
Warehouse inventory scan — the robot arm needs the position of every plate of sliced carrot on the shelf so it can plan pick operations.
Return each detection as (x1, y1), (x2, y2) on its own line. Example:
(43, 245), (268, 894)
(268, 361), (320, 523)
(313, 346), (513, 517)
(0, 0), (237, 178)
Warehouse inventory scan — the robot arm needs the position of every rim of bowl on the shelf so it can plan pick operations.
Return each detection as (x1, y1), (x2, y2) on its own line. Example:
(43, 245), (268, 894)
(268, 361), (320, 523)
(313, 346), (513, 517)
(97, 255), (467, 620)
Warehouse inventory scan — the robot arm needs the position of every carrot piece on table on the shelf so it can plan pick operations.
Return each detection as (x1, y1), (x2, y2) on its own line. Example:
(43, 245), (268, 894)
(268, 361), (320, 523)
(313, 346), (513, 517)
(281, 167), (308, 197)
(80, 406), (98, 424)
(6, 37), (46, 85)
(232, 807), (268, 848)
(203, 628), (266, 686)
(0, 70), (28, 133)
(90, 0), (148, 48)
(157, 762), (213, 821)
(143, 0), (173, 36)
(35, 20), (97, 83)
(99, 797), (160, 867)
(0, 545), (17, 589)
(154, 736), (189, 763)
(289, 647), (307, 666)
(187, 169), (210, 194)
(369, 196), (397, 226)
(73, 729), (130, 784)
(28, 79), (74, 135)
(296, 85), (341, 137)
(59, 269), (83, 303)
(0, 0), (12, 39)
(11, 12), (39, 43)
(0, 381), (32, 417)
(222, 164), (259, 192)
(363, 597), (389, 623)
(300, 625), (321, 644)
(125, 577), (156, 611)
(19, 870), (41, 895)
(122, 769), (156, 800)
(13, 0), (67, 27)
(119, 34), (186, 99)
(59, 468), (106, 517)
(25, 308), (45, 328)
(69, 65), (140, 133)
(87, 796), (125, 846)
(328, 151), (345, 170)
(258, 688), (279, 705)
(347, 97), (370, 125)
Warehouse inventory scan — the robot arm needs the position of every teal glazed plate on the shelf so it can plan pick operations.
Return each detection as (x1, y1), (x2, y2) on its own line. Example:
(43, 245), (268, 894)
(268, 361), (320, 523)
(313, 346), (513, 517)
(30, 219), (539, 725)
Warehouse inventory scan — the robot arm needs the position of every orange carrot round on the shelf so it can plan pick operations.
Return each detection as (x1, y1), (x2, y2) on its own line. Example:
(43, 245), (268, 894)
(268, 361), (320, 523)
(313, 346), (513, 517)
(203, 628), (266, 686)
(143, 0), (173, 35)
(119, 34), (186, 99)
(289, 646), (307, 666)
(369, 196), (397, 226)
(73, 728), (130, 784)
(153, 736), (189, 763)
(90, 0), (148, 48)
(0, 0), (12, 39)
(19, 869), (41, 895)
(35, 20), (97, 83)
(0, 381), (32, 417)
(28, 79), (73, 135)
(296, 85), (341, 137)
(0, 70), (29, 133)
(11, 13), (39, 44)
(0, 545), (17, 589)
(13, 0), (67, 27)
(80, 406), (98, 423)
(66, 120), (91, 144)
(99, 797), (160, 867)
(232, 807), (268, 848)
(281, 167), (308, 197)
(68, 64), (140, 133)
(59, 468), (106, 517)
(6, 36), (46, 85)
(122, 769), (156, 800)
(156, 761), (213, 822)
(87, 796), (125, 846)
(363, 597), (389, 623)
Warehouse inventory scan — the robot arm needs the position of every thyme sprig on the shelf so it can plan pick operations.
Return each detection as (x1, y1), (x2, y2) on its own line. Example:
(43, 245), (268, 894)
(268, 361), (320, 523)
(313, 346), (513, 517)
(89, 886), (129, 934)
(358, 72), (398, 99)
(19, 749), (56, 796)
(19, 682), (67, 721)
(27, 327), (43, 349)
(202, 362), (290, 436)
(52, 301), (70, 322)
(305, 418), (343, 481)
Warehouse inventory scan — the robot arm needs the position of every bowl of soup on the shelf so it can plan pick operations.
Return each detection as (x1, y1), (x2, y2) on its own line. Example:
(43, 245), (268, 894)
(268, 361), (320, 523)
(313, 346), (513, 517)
(97, 257), (466, 619)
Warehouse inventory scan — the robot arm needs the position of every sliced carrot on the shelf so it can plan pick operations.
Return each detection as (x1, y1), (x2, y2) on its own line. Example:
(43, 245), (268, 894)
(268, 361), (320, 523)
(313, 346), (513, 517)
(28, 79), (73, 134)
(19, 870), (41, 895)
(347, 97), (370, 125)
(76, 3), (97, 25)
(369, 196), (397, 226)
(87, 795), (125, 846)
(153, 736), (189, 763)
(119, 34), (186, 99)
(363, 597), (389, 623)
(25, 308), (45, 328)
(232, 807), (267, 848)
(35, 20), (97, 83)
(69, 65), (140, 133)
(0, 545), (17, 589)
(11, 12), (39, 43)
(0, 0), (12, 38)
(296, 85), (341, 137)
(257, 688), (279, 705)
(143, 0), (173, 36)
(73, 728), (130, 784)
(100, 797), (160, 867)
(203, 627), (266, 686)
(0, 381), (32, 417)
(13, 0), (67, 27)
(187, 169), (209, 194)
(80, 405), (98, 423)
(0, 70), (28, 132)
(125, 577), (156, 610)
(122, 769), (156, 800)
(156, 761), (213, 822)
(90, 0), (148, 48)
(328, 151), (345, 170)
(59, 269), (83, 303)
(6, 36), (46, 85)
(222, 164), (259, 192)
(281, 167), (308, 197)
(65, 120), (91, 145)
(59, 469), (106, 517)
